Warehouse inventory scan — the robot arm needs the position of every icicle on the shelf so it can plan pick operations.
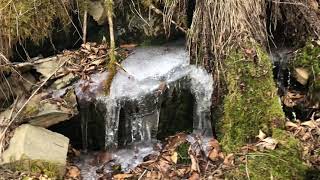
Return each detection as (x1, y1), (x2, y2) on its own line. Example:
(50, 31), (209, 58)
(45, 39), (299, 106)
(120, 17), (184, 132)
(189, 67), (214, 137)
(80, 105), (89, 152)
(96, 97), (121, 149)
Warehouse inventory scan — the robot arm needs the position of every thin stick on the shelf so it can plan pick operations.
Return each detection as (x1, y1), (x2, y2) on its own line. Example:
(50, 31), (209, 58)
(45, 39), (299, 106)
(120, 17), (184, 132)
(0, 52), (10, 64)
(82, 9), (88, 44)
(245, 155), (251, 180)
(138, 170), (147, 180)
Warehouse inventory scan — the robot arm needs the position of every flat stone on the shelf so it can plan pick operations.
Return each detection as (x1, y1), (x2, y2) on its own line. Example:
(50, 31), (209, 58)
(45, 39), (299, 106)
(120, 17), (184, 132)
(1, 124), (69, 177)
(26, 88), (78, 128)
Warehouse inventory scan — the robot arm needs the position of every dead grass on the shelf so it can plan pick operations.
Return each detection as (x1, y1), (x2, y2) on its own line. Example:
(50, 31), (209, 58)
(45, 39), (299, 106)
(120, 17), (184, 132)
(188, 0), (267, 69)
(0, 0), (74, 60)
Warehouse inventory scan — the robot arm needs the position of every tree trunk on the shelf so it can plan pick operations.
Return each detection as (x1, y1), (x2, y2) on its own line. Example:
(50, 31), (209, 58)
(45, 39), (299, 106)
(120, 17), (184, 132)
(188, 0), (285, 151)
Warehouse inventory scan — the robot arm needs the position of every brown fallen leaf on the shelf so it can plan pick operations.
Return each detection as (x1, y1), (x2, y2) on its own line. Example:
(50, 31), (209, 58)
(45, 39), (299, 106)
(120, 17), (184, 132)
(301, 120), (317, 129)
(223, 153), (235, 166)
(66, 166), (80, 179)
(256, 137), (278, 150)
(302, 132), (312, 141)
(209, 149), (220, 161)
(285, 121), (299, 128)
(113, 173), (133, 180)
(158, 158), (171, 173)
(189, 172), (200, 180)
(120, 44), (138, 49)
(91, 47), (99, 54)
(171, 151), (178, 164)
(207, 139), (220, 150)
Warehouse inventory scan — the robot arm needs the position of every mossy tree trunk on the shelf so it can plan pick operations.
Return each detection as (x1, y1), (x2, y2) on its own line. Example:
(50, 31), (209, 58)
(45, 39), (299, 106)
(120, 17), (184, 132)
(187, 1), (319, 177)
(220, 45), (285, 151)
(188, 0), (286, 151)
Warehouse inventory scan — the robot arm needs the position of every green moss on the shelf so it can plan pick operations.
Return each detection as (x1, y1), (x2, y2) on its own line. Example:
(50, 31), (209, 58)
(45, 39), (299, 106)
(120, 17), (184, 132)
(177, 142), (191, 164)
(219, 44), (285, 152)
(227, 129), (309, 180)
(292, 40), (320, 104)
(6, 156), (63, 179)
(293, 41), (320, 77)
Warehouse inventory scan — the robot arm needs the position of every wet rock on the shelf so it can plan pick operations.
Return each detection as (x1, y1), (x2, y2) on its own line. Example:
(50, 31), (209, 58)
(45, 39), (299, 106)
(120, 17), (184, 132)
(0, 124), (69, 178)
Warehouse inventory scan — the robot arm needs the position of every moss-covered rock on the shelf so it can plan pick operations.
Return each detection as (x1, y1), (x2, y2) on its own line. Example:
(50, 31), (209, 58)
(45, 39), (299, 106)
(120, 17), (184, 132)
(219, 44), (285, 152)
(226, 129), (309, 180)
(292, 40), (320, 105)
(293, 40), (320, 77)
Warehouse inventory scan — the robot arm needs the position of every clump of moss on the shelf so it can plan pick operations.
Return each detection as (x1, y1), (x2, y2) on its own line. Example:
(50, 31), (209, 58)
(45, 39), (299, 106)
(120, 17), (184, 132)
(176, 142), (191, 164)
(292, 40), (320, 104)
(293, 40), (320, 76)
(6, 157), (63, 178)
(219, 44), (285, 152)
(227, 129), (309, 179)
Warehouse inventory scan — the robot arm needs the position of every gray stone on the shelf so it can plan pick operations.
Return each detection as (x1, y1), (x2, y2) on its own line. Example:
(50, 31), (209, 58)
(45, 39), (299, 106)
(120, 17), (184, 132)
(26, 88), (78, 128)
(1, 124), (69, 177)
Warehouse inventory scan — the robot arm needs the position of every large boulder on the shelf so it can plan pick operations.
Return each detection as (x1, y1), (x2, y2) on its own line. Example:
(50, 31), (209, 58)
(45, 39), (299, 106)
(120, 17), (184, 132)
(0, 124), (69, 178)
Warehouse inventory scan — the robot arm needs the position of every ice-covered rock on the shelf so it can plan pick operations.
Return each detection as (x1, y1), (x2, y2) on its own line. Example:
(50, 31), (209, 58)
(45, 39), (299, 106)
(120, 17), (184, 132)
(76, 44), (214, 149)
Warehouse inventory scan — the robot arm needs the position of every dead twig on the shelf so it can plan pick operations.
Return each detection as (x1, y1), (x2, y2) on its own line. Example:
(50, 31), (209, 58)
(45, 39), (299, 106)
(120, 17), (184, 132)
(138, 169), (147, 180)
(82, 9), (88, 44)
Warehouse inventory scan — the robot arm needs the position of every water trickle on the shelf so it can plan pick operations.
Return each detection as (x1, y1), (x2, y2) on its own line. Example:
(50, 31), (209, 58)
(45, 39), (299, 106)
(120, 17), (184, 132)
(270, 49), (293, 94)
